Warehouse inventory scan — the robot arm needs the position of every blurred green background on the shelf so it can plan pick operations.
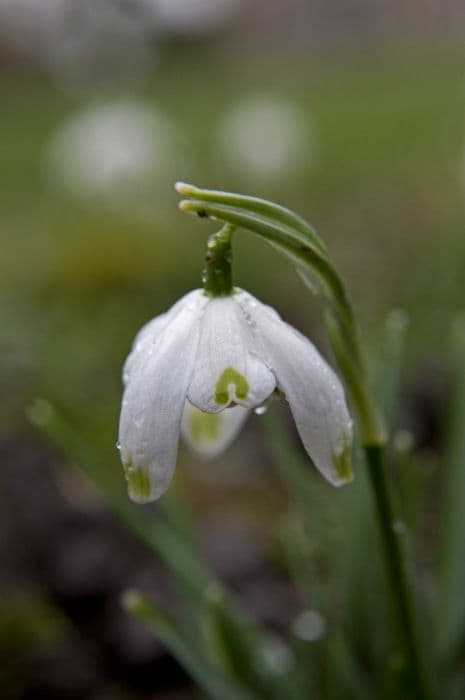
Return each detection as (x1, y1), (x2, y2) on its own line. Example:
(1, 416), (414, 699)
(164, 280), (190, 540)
(1, 1), (465, 698)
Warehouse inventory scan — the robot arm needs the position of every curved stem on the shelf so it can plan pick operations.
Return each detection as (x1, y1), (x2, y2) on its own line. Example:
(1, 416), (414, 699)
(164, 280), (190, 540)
(177, 183), (434, 697)
(365, 445), (434, 700)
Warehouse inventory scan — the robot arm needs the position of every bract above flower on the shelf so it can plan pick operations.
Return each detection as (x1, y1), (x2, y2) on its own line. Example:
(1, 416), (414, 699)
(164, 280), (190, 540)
(118, 288), (353, 503)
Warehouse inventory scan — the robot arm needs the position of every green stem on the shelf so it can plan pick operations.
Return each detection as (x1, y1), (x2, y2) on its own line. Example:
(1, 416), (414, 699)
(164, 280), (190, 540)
(364, 444), (434, 700)
(176, 184), (433, 697)
(203, 224), (235, 297)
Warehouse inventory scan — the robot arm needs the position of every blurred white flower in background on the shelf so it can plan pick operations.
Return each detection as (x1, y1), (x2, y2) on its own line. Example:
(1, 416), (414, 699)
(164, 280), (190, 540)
(0, 0), (157, 91)
(46, 100), (186, 203)
(0, 0), (66, 56)
(44, 0), (155, 92)
(216, 95), (314, 181)
(141, 0), (242, 36)
(0, 0), (243, 90)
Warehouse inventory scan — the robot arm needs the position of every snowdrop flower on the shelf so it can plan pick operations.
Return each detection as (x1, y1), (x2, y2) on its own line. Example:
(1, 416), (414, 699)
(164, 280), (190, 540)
(217, 95), (314, 182)
(46, 100), (185, 203)
(143, 0), (241, 36)
(0, 0), (156, 91)
(118, 276), (353, 503)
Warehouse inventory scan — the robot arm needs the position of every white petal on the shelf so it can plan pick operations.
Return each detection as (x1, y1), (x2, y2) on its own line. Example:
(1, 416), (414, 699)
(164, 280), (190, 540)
(122, 289), (203, 386)
(187, 295), (275, 412)
(118, 290), (207, 502)
(244, 294), (353, 486)
(181, 401), (249, 458)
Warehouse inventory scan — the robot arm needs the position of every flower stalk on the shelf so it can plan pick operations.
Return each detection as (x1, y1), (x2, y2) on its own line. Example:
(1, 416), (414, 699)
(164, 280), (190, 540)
(176, 181), (434, 699)
(176, 182), (384, 447)
(203, 223), (235, 297)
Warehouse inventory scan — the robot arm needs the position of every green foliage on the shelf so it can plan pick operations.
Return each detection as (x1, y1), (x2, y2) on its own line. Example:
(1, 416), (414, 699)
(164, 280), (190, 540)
(4, 47), (465, 699)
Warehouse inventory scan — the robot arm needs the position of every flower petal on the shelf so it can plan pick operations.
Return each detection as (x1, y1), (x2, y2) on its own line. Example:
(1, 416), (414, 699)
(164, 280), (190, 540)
(245, 295), (353, 486)
(181, 401), (249, 458)
(187, 295), (275, 412)
(118, 290), (207, 502)
(123, 289), (202, 386)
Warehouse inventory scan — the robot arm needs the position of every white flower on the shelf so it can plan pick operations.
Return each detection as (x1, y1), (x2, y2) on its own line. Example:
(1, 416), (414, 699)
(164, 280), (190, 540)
(143, 0), (241, 36)
(46, 100), (184, 203)
(118, 289), (353, 503)
(216, 95), (314, 182)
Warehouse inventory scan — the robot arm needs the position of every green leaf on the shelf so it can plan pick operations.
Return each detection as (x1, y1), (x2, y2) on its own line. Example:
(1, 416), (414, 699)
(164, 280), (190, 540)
(202, 584), (305, 700)
(437, 316), (465, 672)
(124, 591), (260, 700)
(373, 309), (410, 431)
(27, 400), (211, 598)
(176, 182), (328, 257)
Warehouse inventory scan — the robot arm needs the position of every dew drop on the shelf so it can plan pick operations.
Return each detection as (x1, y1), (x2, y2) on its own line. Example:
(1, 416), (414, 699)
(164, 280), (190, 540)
(116, 441), (121, 451)
(254, 405), (268, 416)
(259, 638), (293, 675)
(292, 609), (326, 642)
(392, 520), (407, 535)
(133, 414), (144, 429)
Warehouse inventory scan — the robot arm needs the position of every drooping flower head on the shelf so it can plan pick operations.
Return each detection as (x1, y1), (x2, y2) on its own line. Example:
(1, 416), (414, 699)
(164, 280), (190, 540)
(118, 225), (353, 502)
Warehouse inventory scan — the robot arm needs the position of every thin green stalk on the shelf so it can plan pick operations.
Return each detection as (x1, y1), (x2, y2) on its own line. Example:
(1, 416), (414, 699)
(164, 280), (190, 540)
(203, 223), (235, 297)
(365, 445), (434, 700)
(176, 183), (434, 699)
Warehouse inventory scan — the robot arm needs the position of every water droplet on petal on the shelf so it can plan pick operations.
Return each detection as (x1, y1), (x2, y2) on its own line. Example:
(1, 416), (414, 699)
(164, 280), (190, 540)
(254, 405), (268, 416)
(116, 441), (121, 451)
(133, 413), (144, 429)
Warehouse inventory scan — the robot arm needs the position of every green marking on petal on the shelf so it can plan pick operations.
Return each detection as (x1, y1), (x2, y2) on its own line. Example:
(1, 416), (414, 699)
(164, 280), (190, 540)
(332, 431), (353, 482)
(124, 461), (151, 501)
(190, 408), (221, 443)
(214, 367), (249, 405)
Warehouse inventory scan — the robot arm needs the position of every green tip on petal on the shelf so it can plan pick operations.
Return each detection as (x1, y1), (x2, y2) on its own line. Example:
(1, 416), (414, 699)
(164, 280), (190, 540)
(124, 461), (151, 502)
(190, 410), (221, 444)
(332, 431), (354, 484)
(214, 367), (249, 405)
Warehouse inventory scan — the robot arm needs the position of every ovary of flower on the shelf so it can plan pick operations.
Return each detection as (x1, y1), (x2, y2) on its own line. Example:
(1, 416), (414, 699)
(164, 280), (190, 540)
(118, 289), (353, 503)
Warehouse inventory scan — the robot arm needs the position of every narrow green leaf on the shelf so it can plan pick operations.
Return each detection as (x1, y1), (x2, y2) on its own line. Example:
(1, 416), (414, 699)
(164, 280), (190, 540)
(124, 591), (260, 700)
(176, 182), (328, 257)
(373, 309), (410, 431)
(437, 316), (465, 670)
(202, 584), (305, 700)
(27, 400), (211, 597)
